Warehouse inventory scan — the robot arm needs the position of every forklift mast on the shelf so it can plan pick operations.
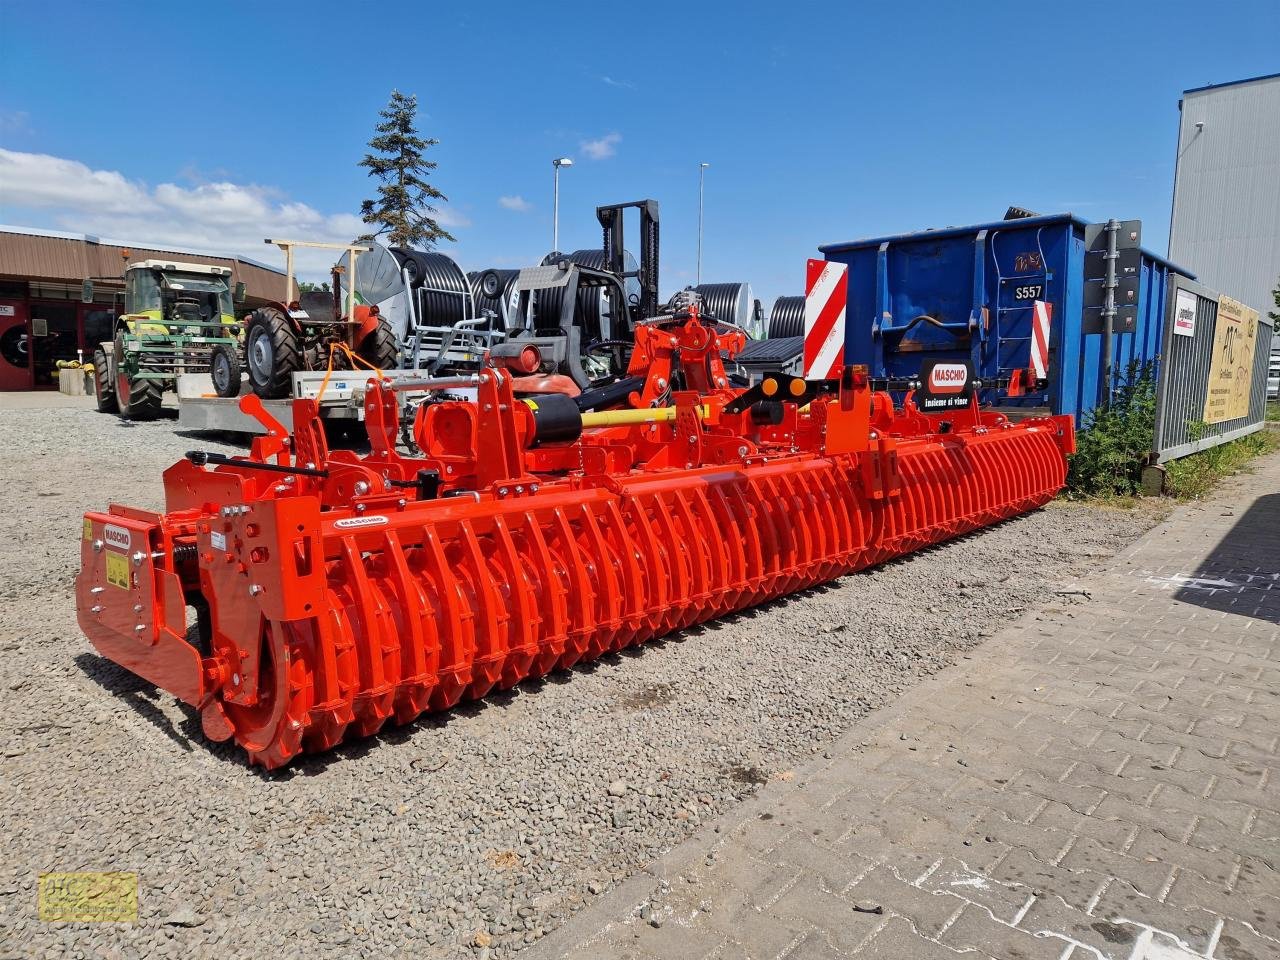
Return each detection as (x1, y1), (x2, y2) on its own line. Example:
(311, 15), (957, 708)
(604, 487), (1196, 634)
(597, 200), (659, 322)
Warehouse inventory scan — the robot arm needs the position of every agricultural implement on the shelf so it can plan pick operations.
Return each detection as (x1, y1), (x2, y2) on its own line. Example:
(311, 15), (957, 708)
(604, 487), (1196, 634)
(76, 296), (1073, 768)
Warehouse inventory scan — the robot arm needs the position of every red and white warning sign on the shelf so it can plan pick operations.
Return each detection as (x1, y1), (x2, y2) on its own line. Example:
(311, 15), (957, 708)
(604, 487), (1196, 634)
(1030, 299), (1052, 381)
(804, 259), (848, 380)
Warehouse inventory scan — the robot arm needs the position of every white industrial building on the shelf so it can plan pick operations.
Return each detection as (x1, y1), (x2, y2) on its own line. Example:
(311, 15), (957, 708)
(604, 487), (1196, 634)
(1169, 72), (1280, 319)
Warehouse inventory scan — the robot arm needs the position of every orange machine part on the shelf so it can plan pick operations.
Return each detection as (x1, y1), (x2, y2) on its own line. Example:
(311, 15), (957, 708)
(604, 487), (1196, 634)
(75, 314), (1074, 768)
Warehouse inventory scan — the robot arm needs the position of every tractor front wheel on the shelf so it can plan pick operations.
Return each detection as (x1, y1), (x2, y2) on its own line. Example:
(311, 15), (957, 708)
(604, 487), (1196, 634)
(92, 345), (117, 413)
(210, 344), (242, 398)
(358, 317), (399, 372)
(114, 332), (162, 421)
(245, 307), (301, 399)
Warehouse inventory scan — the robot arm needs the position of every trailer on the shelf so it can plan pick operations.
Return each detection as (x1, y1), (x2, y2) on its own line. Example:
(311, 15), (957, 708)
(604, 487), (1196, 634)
(175, 369), (446, 435)
(816, 213), (1194, 424)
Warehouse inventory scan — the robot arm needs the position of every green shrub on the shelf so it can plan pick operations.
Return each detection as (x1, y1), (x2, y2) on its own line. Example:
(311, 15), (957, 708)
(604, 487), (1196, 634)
(1066, 362), (1157, 497)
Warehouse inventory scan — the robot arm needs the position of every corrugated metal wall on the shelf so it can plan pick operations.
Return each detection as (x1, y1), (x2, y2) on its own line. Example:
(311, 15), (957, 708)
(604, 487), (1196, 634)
(1152, 276), (1274, 463)
(1169, 74), (1280, 316)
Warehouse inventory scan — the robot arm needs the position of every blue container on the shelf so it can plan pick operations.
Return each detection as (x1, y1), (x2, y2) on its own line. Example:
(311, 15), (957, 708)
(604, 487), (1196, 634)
(817, 214), (1192, 424)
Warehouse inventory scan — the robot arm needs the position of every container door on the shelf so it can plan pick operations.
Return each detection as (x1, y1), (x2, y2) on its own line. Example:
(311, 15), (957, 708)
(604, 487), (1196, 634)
(0, 301), (32, 390)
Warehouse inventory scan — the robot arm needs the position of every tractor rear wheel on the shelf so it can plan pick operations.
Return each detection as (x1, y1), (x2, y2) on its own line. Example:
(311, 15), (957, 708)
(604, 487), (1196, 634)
(114, 332), (162, 421)
(358, 317), (399, 372)
(245, 307), (301, 399)
(210, 344), (242, 398)
(92, 345), (117, 413)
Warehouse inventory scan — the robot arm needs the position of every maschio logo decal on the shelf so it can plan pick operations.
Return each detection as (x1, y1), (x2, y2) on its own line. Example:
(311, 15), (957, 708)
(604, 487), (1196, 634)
(103, 524), (132, 552)
(333, 515), (390, 529)
(927, 363), (969, 395)
(917, 359), (976, 412)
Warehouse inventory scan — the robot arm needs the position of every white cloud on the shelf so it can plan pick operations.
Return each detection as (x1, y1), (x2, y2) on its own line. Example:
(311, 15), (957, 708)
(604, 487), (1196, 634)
(580, 132), (621, 161)
(0, 148), (467, 280)
(430, 206), (471, 228)
(498, 195), (532, 212)
(0, 148), (156, 215)
(600, 76), (635, 90)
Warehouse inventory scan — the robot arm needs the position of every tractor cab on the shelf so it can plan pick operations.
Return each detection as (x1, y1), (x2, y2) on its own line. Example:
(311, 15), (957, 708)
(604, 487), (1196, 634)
(121, 260), (241, 334)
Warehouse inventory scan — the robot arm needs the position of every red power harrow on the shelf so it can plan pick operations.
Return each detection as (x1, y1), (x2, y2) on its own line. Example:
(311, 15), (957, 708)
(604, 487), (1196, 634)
(76, 306), (1074, 768)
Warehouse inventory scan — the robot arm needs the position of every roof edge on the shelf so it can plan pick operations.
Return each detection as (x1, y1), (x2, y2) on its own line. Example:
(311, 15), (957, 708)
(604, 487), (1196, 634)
(817, 213), (1193, 276)
(0, 223), (287, 276)
(819, 212), (1090, 253)
(1182, 71), (1280, 95)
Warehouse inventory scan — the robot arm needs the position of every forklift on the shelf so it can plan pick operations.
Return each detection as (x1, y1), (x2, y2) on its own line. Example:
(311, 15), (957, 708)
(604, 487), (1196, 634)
(445, 199), (661, 389)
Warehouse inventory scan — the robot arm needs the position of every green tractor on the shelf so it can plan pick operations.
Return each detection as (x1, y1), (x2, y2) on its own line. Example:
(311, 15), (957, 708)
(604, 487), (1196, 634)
(90, 259), (245, 420)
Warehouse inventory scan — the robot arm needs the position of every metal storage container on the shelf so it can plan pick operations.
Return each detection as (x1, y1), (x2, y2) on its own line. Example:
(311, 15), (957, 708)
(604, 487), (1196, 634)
(818, 214), (1193, 423)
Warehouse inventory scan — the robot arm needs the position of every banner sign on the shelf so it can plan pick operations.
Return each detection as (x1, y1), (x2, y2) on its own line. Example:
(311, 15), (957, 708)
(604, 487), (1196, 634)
(1202, 294), (1259, 424)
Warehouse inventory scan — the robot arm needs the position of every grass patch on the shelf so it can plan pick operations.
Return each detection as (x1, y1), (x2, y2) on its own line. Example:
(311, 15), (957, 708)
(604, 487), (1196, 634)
(1163, 430), (1279, 500)
(1267, 401), (1279, 422)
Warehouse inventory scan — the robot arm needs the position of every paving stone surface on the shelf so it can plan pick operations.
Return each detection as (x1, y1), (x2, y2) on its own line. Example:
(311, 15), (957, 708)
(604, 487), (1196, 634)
(529, 454), (1280, 960)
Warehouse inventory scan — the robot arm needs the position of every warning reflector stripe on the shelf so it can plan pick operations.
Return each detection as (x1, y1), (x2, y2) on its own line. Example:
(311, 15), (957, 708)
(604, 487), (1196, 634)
(1030, 300), (1052, 380)
(804, 259), (848, 380)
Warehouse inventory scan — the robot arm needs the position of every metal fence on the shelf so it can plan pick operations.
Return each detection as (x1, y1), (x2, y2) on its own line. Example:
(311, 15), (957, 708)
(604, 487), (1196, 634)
(1151, 276), (1275, 463)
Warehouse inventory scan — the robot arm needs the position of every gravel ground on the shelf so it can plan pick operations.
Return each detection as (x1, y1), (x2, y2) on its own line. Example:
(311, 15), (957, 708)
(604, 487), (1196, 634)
(0, 394), (1165, 960)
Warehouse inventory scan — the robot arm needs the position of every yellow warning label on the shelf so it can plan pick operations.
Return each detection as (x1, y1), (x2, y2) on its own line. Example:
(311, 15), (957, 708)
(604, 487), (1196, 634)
(83, 518), (93, 541)
(39, 872), (138, 922)
(106, 551), (130, 590)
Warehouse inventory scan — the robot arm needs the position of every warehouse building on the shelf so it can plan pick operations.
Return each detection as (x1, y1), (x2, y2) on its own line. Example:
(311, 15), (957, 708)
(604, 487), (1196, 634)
(0, 225), (293, 391)
(1168, 72), (1280, 316)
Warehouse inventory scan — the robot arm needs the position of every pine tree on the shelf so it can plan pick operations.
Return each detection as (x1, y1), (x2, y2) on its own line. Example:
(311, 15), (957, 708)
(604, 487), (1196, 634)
(359, 90), (455, 248)
(1270, 276), (1279, 324)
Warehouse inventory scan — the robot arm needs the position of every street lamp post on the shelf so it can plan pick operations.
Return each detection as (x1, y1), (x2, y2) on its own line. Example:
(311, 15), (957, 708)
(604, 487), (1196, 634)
(697, 162), (710, 285)
(552, 157), (573, 251)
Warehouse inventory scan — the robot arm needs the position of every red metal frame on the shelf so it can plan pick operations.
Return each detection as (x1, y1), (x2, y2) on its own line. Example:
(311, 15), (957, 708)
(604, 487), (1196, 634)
(76, 308), (1074, 768)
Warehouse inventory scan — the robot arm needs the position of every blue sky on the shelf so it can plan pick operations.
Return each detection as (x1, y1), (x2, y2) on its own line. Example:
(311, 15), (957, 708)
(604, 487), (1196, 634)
(1, 0), (1277, 306)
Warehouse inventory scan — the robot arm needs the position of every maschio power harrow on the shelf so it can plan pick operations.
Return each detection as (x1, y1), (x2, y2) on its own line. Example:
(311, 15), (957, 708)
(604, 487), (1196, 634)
(77, 302), (1074, 768)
